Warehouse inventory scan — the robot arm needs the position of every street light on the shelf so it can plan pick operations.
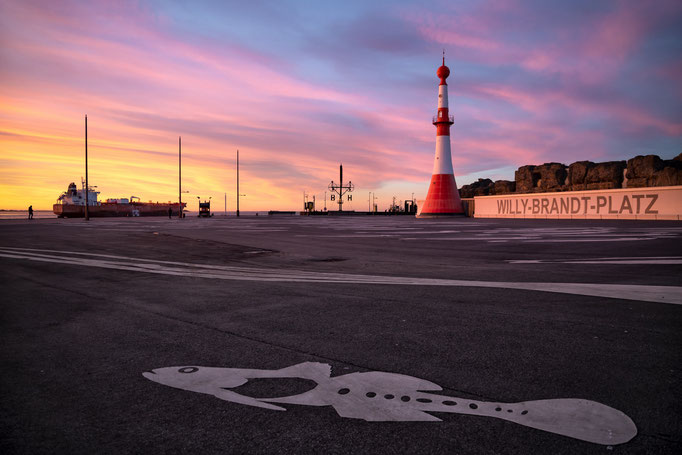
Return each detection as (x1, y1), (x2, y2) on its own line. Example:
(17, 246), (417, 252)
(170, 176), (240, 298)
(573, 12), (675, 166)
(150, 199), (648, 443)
(236, 150), (244, 217)
(84, 115), (89, 221)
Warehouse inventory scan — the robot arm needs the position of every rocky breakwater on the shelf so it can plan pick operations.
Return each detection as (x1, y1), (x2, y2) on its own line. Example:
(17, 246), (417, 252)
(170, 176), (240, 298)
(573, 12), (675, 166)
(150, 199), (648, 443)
(458, 153), (682, 198)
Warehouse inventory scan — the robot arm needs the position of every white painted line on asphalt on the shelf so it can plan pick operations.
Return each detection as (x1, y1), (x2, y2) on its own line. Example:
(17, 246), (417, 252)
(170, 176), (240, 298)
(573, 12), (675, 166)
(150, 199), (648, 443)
(378, 230), (459, 235)
(401, 237), (543, 241)
(297, 234), (400, 238)
(523, 238), (655, 243)
(403, 235), (665, 243)
(143, 362), (636, 445)
(509, 257), (682, 265)
(215, 228), (288, 232)
(1, 247), (681, 304)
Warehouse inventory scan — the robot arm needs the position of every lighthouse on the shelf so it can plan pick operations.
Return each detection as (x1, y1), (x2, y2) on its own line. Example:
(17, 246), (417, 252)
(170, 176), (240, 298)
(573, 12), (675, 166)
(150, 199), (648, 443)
(416, 55), (464, 217)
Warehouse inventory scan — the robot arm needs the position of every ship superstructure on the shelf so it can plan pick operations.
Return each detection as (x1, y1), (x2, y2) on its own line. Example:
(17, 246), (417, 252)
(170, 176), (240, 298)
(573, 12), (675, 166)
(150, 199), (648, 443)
(57, 181), (100, 206)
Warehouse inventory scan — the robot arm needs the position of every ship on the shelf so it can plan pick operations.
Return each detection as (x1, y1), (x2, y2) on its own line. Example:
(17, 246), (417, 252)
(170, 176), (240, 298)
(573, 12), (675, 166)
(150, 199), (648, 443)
(53, 181), (186, 218)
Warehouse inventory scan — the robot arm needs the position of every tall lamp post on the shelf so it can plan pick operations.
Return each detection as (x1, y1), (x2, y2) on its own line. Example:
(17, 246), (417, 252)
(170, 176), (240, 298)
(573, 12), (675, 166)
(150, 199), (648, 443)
(236, 150), (240, 217)
(84, 114), (89, 221)
(178, 136), (183, 218)
(177, 137), (189, 217)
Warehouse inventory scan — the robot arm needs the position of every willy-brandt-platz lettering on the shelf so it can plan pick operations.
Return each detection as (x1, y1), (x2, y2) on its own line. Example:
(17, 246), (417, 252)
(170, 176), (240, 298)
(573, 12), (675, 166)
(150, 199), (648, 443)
(474, 185), (682, 220)
(496, 193), (658, 216)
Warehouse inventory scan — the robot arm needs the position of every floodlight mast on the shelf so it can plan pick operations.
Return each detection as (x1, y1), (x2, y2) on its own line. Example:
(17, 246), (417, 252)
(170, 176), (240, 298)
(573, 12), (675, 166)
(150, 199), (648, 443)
(327, 164), (354, 212)
(178, 136), (182, 218)
(236, 150), (240, 217)
(84, 115), (89, 221)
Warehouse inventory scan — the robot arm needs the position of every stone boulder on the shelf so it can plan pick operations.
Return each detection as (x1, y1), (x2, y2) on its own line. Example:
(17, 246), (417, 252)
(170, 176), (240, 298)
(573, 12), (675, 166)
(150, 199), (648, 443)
(492, 180), (516, 195)
(584, 161), (626, 190)
(567, 161), (595, 190)
(626, 155), (664, 179)
(651, 167), (682, 186)
(515, 165), (537, 193)
(652, 155), (682, 186)
(624, 177), (648, 188)
(515, 163), (567, 193)
(537, 163), (568, 192)
(458, 186), (474, 199)
(459, 178), (494, 198)
(626, 154), (682, 187)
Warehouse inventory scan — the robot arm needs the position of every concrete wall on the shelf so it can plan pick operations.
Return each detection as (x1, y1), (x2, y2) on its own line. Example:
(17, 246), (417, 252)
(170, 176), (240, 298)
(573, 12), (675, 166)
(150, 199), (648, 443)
(460, 198), (475, 217)
(473, 186), (682, 220)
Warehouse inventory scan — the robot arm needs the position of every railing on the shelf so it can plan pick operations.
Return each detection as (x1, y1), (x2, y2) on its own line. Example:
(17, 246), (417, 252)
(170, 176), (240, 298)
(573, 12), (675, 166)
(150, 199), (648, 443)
(433, 114), (454, 123)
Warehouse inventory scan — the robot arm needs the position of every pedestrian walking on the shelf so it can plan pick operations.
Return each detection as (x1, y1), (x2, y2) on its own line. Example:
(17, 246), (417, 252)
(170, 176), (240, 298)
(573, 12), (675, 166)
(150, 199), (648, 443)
(28, 205), (33, 220)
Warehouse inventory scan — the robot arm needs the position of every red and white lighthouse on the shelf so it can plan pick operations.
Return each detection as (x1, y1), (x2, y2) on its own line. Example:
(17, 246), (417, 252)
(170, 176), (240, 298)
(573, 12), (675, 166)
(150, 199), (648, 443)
(417, 55), (464, 217)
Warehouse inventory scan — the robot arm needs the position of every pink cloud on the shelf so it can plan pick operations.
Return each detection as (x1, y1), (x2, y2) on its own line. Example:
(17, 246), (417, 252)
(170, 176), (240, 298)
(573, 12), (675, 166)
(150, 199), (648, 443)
(462, 81), (681, 137)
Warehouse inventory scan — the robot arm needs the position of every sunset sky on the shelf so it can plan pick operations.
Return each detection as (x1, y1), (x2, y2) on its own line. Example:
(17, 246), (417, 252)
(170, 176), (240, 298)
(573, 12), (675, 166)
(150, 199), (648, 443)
(1, 0), (680, 211)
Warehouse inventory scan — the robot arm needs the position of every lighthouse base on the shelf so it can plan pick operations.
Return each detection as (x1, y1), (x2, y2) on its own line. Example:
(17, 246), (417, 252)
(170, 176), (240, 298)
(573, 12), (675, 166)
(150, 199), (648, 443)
(416, 212), (465, 218)
(417, 173), (464, 218)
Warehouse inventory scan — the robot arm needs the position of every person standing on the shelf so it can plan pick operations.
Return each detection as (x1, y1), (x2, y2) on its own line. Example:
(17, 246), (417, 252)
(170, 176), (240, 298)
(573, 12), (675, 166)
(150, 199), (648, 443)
(28, 205), (33, 220)
(168, 206), (172, 219)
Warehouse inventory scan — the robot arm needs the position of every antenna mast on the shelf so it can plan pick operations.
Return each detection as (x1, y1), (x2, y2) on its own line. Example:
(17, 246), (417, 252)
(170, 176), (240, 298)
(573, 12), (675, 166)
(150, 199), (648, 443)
(328, 164), (354, 212)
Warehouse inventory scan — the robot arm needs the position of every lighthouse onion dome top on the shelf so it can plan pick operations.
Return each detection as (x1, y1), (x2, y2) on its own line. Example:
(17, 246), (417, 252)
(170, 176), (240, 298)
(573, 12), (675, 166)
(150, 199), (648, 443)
(437, 58), (450, 84)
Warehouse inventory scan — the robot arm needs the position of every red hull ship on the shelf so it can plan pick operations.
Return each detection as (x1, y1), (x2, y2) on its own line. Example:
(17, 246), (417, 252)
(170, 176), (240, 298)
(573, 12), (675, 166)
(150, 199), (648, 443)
(53, 182), (186, 218)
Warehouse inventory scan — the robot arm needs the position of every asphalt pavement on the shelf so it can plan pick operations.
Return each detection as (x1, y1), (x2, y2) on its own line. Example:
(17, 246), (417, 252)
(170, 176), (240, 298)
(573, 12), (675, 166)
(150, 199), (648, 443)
(1, 215), (681, 454)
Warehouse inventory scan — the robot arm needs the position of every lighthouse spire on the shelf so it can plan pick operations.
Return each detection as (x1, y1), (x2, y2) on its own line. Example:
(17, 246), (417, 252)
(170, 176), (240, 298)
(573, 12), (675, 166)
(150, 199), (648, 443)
(416, 53), (464, 217)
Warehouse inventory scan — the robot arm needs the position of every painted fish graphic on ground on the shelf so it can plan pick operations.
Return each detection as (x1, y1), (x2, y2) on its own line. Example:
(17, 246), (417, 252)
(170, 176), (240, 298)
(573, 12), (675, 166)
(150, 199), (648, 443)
(142, 362), (636, 446)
